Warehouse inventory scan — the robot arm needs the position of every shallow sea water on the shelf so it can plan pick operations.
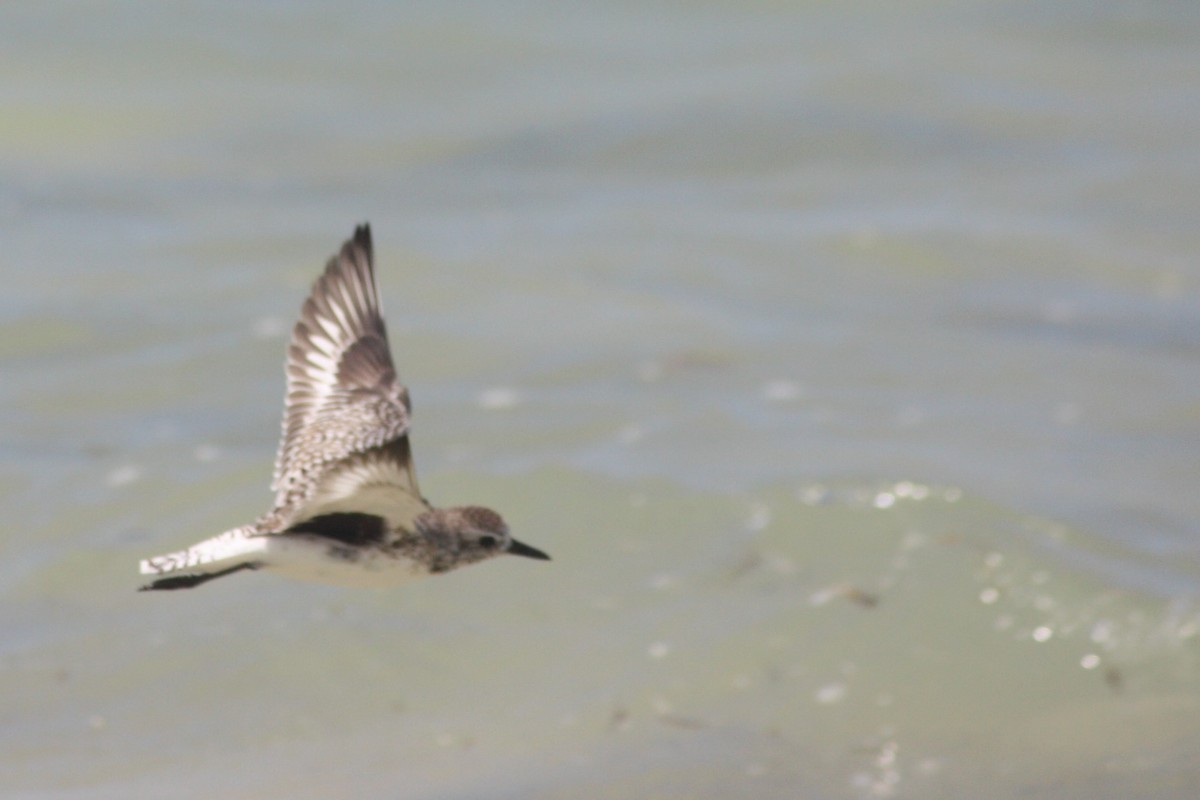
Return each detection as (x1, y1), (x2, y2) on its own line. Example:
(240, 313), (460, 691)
(2, 3), (1199, 798)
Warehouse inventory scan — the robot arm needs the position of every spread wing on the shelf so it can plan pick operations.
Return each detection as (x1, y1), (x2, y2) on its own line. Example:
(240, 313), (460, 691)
(267, 224), (425, 529)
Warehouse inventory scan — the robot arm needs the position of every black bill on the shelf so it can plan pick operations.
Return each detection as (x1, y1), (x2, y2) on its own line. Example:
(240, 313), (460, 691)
(507, 538), (551, 560)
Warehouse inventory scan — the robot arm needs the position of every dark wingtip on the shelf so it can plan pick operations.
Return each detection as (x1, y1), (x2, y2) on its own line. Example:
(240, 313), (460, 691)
(138, 576), (189, 592)
(138, 562), (261, 592)
(325, 223), (373, 279)
(353, 222), (372, 254)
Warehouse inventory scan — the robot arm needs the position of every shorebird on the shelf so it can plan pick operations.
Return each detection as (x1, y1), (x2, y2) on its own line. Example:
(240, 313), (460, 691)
(139, 224), (549, 591)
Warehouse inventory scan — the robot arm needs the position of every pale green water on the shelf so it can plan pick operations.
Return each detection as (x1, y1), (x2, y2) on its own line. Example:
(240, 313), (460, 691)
(2, 3), (1199, 798)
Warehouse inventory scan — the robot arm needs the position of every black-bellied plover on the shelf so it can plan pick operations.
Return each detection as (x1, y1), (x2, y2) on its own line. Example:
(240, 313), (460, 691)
(139, 225), (549, 591)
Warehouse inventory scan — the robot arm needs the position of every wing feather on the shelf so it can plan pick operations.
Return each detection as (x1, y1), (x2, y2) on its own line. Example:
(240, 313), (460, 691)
(267, 225), (420, 527)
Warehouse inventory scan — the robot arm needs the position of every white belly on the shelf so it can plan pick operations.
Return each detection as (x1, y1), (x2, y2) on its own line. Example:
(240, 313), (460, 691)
(259, 534), (431, 588)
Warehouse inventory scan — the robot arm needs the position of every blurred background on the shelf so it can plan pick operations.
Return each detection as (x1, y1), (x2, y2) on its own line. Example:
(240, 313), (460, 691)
(2, 2), (1199, 798)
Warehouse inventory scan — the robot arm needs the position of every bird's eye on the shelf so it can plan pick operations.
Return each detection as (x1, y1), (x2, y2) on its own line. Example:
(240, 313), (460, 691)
(478, 535), (498, 549)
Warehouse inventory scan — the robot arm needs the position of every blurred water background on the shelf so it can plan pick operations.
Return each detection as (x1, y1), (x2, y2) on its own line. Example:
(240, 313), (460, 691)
(2, 2), (1199, 798)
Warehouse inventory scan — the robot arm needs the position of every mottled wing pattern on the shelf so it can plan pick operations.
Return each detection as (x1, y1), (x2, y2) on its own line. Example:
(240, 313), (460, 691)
(269, 225), (419, 524)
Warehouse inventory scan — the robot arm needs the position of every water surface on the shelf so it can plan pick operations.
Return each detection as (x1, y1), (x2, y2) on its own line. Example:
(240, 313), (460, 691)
(2, 3), (1199, 798)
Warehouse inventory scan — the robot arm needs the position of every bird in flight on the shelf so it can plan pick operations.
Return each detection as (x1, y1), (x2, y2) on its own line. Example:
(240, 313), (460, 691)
(139, 224), (549, 591)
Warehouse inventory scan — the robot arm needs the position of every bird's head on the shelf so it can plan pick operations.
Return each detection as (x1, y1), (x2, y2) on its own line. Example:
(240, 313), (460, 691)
(416, 506), (550, 570)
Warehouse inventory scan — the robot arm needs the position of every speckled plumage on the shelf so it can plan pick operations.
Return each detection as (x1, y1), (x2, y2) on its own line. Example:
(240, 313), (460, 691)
(138, 225), (549, 591)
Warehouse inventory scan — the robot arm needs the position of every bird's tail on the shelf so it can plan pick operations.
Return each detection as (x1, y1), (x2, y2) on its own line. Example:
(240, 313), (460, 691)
(138, 525), (266, 591)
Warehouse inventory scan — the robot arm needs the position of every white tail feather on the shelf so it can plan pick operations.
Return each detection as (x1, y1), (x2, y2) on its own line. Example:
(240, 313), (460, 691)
(139, 525), (266, 576)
